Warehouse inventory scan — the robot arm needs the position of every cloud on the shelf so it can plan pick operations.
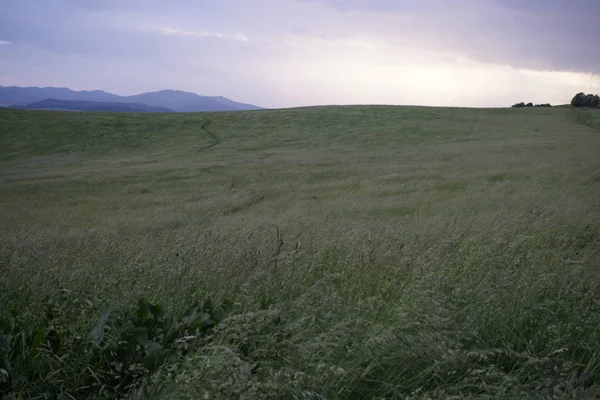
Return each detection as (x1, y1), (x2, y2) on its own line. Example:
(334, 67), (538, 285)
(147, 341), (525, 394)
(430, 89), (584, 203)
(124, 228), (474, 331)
(0, 40), (12, 45)
(299, 0), (445, 14)
(156, 27), (249, 42)
(301, 0), (600, 75)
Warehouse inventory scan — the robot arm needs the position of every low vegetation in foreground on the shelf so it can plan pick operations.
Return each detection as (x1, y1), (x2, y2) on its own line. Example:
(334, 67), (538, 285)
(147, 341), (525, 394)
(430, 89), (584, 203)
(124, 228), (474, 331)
(1, 106), (599, 399)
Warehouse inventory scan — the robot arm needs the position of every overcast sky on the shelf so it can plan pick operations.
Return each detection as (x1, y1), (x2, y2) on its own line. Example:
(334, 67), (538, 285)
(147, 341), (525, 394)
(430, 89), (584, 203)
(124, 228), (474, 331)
(1, 0), (599, 108)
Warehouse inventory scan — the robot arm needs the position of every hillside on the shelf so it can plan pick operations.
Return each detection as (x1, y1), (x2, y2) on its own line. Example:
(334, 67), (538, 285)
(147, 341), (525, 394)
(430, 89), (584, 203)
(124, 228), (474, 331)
(1, 106), (599, 399)
(10, 99), (174, 113)
(0, 86), (121, 105)
(127, 89), (262, 112)
(0, 86), (262, 112)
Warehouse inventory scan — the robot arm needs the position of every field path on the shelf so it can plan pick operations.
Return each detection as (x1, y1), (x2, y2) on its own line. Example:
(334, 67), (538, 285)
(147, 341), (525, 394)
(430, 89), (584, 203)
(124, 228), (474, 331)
(197, 117), (220, 152)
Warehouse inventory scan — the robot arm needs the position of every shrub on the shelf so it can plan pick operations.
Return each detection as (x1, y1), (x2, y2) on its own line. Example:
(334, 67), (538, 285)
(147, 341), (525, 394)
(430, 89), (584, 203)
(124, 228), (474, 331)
(572, 92), (600, 108)
(0, 292), (217, 399)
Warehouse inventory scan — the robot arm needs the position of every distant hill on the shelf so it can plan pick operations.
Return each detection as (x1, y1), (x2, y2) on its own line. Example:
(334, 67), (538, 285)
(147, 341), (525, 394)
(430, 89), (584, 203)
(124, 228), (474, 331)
(0, 86), (262, 112)
(127, 90), (262, 112)
(0, 86), (121, 105)
(9, 99), (174, 113)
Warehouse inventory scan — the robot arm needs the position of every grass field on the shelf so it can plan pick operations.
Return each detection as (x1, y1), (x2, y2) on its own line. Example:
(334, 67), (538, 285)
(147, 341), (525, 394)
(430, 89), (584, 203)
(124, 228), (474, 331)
(1, 106), (600, 399)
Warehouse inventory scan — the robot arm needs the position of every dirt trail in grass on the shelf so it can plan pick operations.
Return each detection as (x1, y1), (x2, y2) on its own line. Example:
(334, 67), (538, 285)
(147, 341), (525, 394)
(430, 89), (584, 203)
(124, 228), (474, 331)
(197, 118), (221, 152)
(197, 116), (267, 213)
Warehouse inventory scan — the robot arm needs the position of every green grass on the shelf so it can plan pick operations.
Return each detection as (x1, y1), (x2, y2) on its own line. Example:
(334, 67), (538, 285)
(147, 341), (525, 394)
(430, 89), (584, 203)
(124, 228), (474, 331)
(1, 106), (600, 399)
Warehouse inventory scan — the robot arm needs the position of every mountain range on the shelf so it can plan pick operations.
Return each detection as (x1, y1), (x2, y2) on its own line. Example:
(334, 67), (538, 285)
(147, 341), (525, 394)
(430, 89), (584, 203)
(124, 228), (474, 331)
(0, 86), (262, 112)
(9, 99), (175, 113)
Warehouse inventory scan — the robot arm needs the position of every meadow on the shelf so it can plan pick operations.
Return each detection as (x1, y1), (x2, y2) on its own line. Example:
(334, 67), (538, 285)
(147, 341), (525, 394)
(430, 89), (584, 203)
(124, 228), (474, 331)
(1, 105), (599, 399)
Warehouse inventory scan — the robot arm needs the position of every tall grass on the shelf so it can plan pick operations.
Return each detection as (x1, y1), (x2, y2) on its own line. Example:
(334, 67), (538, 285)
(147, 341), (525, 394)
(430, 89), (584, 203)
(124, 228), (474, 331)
(1, 106), (599, 399)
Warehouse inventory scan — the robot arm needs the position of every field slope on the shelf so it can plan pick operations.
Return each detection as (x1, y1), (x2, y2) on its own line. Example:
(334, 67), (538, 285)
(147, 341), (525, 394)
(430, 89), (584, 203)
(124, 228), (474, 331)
(1, 106), (599, 399)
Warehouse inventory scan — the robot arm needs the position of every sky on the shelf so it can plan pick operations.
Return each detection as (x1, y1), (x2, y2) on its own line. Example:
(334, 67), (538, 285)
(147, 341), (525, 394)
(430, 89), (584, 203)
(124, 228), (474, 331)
(0, 0), (599, 108)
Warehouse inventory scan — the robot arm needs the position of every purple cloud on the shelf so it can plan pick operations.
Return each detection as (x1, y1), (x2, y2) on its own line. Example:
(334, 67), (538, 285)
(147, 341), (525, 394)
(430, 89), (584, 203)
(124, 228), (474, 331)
(307, 0), (600, 74)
